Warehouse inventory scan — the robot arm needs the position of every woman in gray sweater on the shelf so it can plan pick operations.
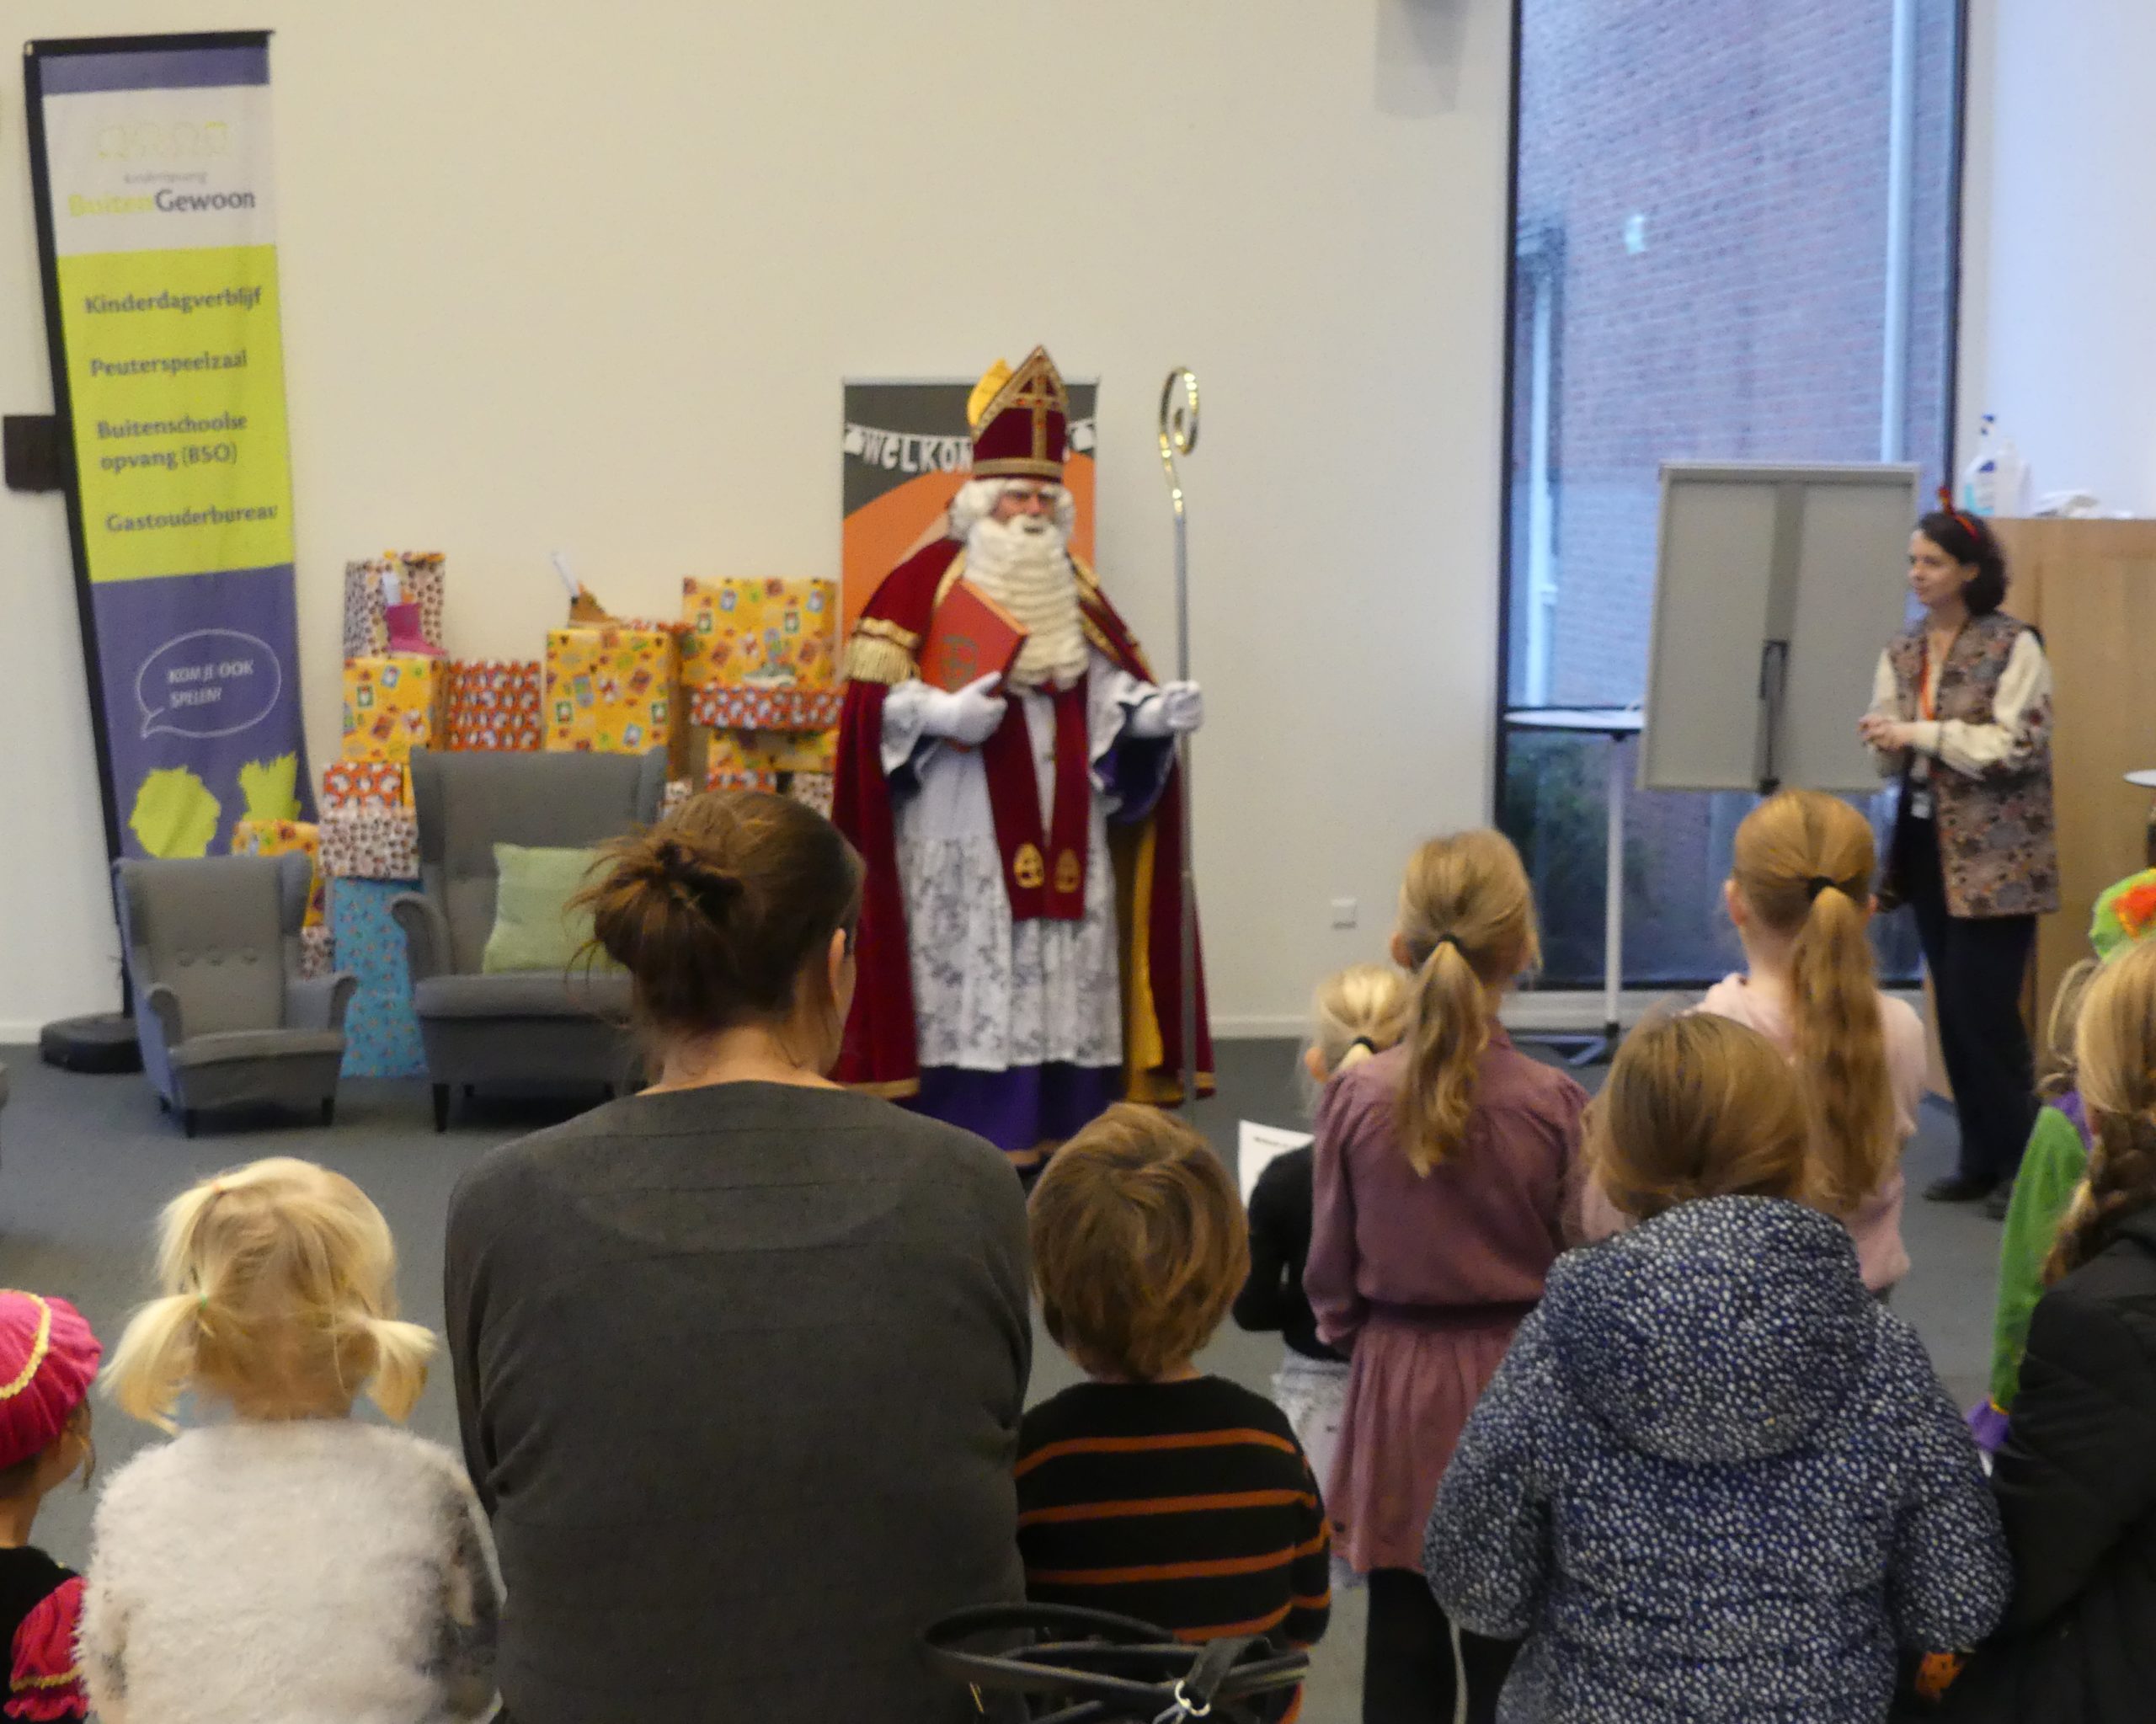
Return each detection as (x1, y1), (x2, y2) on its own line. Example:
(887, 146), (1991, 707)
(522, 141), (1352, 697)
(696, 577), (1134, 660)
(445, 789), (1031, 1723)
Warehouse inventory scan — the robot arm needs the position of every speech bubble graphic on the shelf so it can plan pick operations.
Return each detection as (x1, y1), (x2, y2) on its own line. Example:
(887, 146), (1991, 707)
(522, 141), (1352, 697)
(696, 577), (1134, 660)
(136, 628), (283, 739)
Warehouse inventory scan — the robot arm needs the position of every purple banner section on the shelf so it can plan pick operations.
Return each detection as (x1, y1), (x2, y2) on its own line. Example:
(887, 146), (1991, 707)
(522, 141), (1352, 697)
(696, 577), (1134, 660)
(35, 44), (269, 96)
(90, 563), (314, 858)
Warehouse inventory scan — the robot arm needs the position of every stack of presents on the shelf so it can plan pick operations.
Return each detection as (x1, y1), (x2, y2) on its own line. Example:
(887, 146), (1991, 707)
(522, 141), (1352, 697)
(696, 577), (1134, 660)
(275, 553), (843, 1078)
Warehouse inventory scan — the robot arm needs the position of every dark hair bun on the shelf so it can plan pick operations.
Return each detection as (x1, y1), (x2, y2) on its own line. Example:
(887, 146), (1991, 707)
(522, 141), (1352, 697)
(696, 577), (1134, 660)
(641, 835), (744, 919)
(573, 790), (864, 1043)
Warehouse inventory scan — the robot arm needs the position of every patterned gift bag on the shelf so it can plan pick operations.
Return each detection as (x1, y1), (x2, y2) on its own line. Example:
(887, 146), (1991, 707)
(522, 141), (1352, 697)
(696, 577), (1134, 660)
(342, 553), (447, 659)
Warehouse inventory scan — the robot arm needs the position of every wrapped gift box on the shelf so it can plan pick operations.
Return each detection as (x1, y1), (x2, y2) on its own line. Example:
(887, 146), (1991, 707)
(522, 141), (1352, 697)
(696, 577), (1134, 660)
(679, 578), (838, 691)
(705, 728), (836, 786)
(342, 553), (446, 659)
(788, 771), (835, 819)
(322, 759), (406, 811)
(319, 806), (419, 881)
(661, 778), (693, 818)
(298, 923), (334, 980)
(707, 769), (779, 793)
(342, 657), (446, 764)
(543, 626), (679, 755)
(230, 818), (325, 927)
(689, 683), (844, 733)
(446, 659), (544, 752)
(328, 877), (425, 1078)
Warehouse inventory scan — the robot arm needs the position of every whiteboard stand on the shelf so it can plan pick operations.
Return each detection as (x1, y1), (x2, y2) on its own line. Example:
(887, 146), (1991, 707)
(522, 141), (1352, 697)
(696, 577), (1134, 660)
(1642, 463), (1921, 797)
(1505, 707), (1643, 1065)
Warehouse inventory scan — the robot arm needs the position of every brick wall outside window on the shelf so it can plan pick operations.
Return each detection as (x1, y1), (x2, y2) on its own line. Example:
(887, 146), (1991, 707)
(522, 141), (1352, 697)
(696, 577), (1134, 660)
(1502, 0), (1957, 985)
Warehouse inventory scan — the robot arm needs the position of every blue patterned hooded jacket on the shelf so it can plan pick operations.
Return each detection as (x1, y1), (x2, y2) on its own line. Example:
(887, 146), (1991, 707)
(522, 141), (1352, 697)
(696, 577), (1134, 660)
(1424, 1196), (2009, 1724)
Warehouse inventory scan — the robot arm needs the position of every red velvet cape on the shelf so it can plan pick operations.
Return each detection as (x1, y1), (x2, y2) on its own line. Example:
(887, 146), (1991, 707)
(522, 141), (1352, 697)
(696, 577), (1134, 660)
(830, 538), (1213, 1106)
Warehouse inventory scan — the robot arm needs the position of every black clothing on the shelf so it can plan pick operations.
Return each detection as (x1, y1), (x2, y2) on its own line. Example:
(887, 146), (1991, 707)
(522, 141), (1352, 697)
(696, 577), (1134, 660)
(1944, 1208), (2156, 1722)
(1233, 1147), (1344, 1363)
(1363, 1567), (1513, 1724)
(1897, 815), (2037, 1188)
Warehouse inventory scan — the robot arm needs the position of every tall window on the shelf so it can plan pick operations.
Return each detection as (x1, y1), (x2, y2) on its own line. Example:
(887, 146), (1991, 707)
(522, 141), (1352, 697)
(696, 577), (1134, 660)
(1500, 1), (1964, 986)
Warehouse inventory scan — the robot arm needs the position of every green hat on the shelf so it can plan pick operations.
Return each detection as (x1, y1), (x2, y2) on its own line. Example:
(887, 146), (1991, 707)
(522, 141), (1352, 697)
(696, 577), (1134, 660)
(2090, 868), (2156, 962)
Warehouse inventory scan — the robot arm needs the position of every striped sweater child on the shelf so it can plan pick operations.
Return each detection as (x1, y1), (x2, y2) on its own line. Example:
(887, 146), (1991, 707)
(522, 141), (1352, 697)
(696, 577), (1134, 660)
(1015, 1375), (1332, 1649)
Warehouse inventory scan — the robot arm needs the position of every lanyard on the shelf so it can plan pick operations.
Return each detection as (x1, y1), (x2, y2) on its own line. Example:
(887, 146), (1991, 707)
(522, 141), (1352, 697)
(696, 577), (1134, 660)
(1919, 625), (1962, 722)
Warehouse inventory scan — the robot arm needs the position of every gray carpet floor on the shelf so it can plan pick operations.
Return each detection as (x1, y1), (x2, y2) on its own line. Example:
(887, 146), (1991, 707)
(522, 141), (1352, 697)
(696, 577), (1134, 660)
(0, 1036), (2004, 1723)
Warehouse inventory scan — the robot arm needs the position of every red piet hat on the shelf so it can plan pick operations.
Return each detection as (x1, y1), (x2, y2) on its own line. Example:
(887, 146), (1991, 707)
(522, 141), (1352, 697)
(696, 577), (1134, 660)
(0, 1294), (99, 1471)
(969, 346), (1069, 481)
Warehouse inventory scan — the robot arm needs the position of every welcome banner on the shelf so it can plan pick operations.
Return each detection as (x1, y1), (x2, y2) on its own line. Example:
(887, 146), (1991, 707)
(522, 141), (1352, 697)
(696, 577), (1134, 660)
(26, 34), (312, 860)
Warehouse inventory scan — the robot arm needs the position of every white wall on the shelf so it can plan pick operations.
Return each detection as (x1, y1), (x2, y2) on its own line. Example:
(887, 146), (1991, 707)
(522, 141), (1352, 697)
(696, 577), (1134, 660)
(0, 0), (1513, 1041)
(1958, 0), (2156, 514)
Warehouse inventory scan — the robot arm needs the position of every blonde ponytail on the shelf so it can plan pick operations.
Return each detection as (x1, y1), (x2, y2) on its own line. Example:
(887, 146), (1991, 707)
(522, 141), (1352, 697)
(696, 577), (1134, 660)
(103, 1157), (435, 1428)
(2046, 940), (2156, 1283)
(1393, 831), (1539, 1175)
(1732, 791), (1894, 1211)
(1305, 963), (1409, 1089)
(103, 1292), (206, 1433)
(2041, 958), (2100, 1100)
(362, 1316), (438, 1423)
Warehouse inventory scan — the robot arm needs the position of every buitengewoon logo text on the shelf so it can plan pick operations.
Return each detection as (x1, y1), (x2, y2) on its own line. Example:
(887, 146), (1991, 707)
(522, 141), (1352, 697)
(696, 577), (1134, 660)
(67, 189), (258, 216)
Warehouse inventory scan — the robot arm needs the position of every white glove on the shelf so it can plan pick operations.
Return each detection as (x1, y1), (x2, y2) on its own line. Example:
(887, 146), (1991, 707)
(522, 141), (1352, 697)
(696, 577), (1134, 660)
(917, 672), (1007, 747)
(1128, 681), (1204, 739)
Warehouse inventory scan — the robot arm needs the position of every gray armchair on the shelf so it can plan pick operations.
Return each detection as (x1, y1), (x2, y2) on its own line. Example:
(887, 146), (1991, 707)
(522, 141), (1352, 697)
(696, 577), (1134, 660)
(392, 748), (666, 1131)
(114, 852), (357, 1135)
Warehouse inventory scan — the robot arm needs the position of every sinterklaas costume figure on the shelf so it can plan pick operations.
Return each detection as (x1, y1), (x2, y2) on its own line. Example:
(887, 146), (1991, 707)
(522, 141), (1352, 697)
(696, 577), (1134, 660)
(831, 348), (1211, 1170)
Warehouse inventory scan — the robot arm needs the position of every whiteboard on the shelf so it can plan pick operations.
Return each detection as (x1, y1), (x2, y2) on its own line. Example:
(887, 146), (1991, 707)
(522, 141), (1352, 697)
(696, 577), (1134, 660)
(1641, 463), (1919, 793)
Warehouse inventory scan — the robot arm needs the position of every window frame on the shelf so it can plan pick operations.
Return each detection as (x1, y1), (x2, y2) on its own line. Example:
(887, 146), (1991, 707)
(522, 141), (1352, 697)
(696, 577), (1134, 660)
(1488, 0), (1975, 992)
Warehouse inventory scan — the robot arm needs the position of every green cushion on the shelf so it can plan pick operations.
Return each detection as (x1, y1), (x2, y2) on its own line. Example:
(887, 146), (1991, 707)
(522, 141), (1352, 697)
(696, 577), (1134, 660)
(480, 844), (610, 974)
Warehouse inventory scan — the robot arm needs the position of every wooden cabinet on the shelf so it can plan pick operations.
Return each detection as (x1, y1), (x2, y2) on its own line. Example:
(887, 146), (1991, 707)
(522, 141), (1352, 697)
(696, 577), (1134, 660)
(1992, 519), (2156, 1022)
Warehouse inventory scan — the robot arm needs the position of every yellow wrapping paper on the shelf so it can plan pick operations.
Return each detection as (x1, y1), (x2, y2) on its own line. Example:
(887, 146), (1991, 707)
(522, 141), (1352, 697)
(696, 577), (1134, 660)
(340, 657), (446, 766)
(679, 578), (838, 691)
(543, 627), (679, 755)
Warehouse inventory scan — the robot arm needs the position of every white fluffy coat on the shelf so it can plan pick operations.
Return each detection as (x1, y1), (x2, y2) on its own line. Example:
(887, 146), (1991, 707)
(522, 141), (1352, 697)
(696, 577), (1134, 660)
(81, 1419), (500, 1724)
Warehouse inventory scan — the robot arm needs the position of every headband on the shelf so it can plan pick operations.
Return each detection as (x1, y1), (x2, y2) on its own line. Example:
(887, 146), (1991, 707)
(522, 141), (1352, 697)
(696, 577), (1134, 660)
(1934, 486), (1983, 549)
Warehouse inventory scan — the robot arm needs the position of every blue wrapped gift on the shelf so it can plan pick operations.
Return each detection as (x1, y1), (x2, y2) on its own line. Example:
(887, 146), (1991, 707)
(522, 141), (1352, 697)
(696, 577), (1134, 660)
(327, 876), (425, 1078)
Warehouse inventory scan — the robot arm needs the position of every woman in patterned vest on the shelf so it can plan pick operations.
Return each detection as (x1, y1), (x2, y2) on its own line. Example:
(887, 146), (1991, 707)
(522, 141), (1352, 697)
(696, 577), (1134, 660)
(1860, 508), (2058, 1221)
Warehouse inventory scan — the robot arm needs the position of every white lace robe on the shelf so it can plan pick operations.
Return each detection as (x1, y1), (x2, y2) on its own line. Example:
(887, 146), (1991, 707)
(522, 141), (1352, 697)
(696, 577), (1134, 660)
(881, 649), (1161, 1072)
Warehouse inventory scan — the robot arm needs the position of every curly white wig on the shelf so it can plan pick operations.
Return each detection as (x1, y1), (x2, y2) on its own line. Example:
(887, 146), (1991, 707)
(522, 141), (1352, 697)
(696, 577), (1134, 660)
(948, 477), (1077, 542)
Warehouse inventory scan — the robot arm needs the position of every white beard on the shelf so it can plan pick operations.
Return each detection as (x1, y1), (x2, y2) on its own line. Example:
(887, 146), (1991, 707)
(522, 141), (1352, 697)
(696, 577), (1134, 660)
(963, 515), (1090, 691)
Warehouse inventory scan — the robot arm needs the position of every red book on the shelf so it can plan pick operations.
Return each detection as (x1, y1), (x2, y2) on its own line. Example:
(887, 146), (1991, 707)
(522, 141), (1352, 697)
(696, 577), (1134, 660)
(919, 579), (1027, 692)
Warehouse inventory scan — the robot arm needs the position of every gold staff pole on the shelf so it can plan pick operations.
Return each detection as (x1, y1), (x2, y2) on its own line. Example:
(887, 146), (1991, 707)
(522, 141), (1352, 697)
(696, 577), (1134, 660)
(1158, 368), (1200, 1111)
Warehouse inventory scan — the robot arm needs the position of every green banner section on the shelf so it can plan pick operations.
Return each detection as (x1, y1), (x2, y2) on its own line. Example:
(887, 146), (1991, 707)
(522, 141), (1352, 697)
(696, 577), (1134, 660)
(55, 243), (294, 584)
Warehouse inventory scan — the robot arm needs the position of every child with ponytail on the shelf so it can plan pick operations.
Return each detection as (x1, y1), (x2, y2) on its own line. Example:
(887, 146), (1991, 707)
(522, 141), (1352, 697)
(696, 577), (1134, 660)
(1973, 867), (2156, 1450)
(1234, 963), (1406, 1504)
(83, 1158), (499, 1724)
(1699, 788), (1928, 1293)
(1305, 833), (1587, 1724)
